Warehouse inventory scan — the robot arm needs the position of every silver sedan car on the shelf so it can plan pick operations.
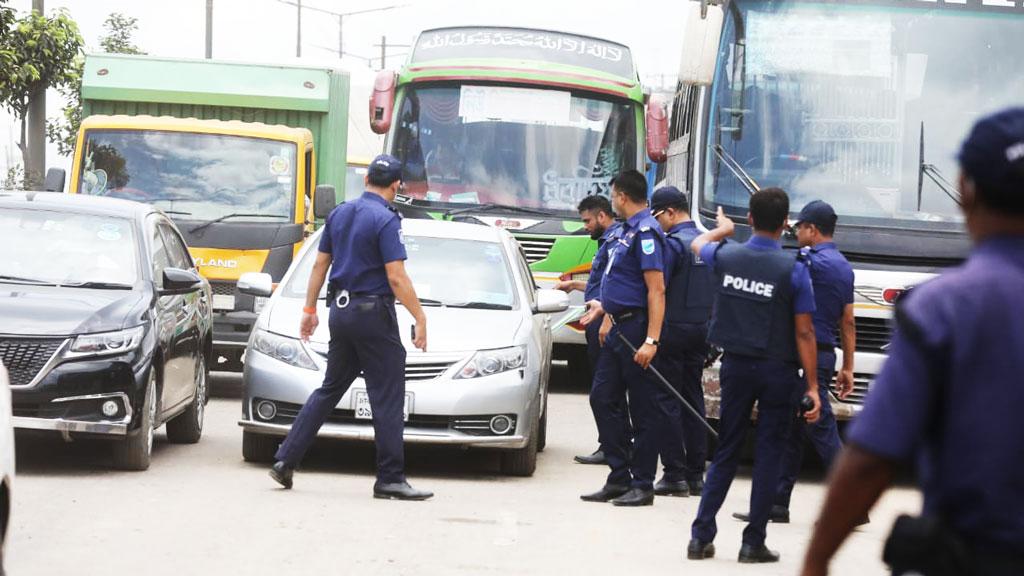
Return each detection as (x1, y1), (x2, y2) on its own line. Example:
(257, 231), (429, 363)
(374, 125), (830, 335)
(237, 218), (568, 476)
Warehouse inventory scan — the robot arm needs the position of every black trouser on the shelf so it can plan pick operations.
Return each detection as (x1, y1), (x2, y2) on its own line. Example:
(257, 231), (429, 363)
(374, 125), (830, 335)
(585, 319), (631, 452)
(275, 294), (407, 484)
(658, 321), (709, 483)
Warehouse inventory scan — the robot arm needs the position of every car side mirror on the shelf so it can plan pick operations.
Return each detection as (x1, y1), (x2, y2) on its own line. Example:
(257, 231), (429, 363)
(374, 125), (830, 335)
(44, 168), (66, 192)
(313, 184), (337, 220)
(238, 272), (273, 298)
(533, 289), (569, 314)
(161, 268), (202, 295)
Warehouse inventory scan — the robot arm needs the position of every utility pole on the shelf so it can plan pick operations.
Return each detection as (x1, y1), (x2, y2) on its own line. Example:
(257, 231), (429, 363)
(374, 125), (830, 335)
(25, 0), (45, 188)
(205, 0), (213, 58)
(295, 0), (302, 57)
(373, 36), (411, 70)
(276, 1), (406, 60)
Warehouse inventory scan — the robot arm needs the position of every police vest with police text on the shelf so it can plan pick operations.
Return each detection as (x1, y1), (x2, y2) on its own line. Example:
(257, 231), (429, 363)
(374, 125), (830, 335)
(665, 229), (715, 324)
(708, 241), (800, 361)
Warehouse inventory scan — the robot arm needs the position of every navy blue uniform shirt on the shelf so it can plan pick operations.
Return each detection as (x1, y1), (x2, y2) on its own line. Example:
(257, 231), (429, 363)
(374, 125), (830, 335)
(662, 220), (700, 282)
(584, 223), (621, 303)
(700, 236), (816, 315)
(318, 191), (407, 295)
(804, 242), (854, 346)
(848, 236), (1024, 552)
(599, 208), (665, 315)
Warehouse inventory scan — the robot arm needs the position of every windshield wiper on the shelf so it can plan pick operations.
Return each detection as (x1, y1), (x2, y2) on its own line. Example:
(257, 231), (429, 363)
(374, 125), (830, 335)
(445, 203), (552, 218)
(161, 210), (194, 216)
(0, 274), (56, 286)
(445, 301), (513, 310)
(711, 144), (761, 197)
(417, 298), (444, 307)
(191, 214), (289, 234)
(61, 281), (133, 290)
(917, 122), (963, 209)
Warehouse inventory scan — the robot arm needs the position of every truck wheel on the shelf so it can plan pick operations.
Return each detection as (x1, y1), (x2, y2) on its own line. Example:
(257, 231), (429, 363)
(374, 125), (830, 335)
(242, 431), (280, 463)
(167, 354), (207, 444)
(112, 372), (156, 471)
(500, 405), (539, 477)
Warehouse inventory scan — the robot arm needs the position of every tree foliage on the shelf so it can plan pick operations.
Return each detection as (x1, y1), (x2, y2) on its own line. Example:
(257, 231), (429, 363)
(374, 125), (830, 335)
(48, 12), (146, 156)
(0, 4), (83, 180)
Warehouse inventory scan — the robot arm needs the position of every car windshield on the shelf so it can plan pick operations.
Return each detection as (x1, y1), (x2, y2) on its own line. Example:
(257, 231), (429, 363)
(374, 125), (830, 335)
(76, 129), (297, 223)
(0, 208), (139, 286)
(285, 233), (517, 309)
(390, 85), (639, 214)
(703, 0), (1024, 231)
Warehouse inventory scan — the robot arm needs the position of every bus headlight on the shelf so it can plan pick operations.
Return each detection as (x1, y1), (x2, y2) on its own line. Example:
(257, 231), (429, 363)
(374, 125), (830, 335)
(252, 329), (318, 370)
(455, 346), (527, 379)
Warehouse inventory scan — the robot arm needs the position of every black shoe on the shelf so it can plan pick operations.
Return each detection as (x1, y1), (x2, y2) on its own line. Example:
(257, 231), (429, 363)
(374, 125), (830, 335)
(269, 461), (293, 489)
(611, 487), (655, 507)
(687, 478), (704, 496)
(580, 483), (630, 502)
(687, 538), (715, 560)
(738, 543), (780, 563)
(732, 505), (790, 524)
(654, 477), (690, 497)
(373, 481), (433, 501)
(574, 449), (606, 465)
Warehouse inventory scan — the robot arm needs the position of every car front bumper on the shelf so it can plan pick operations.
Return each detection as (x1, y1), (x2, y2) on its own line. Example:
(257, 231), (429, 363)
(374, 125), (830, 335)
(239, 346), (540, 449)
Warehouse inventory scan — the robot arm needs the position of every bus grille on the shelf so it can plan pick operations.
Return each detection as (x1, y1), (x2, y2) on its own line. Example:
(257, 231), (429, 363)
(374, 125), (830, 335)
(0, 337), (67, 386)
(855, 317), (892, 353)
(514, 236), (556, 263)
(834, 373), (874, 405)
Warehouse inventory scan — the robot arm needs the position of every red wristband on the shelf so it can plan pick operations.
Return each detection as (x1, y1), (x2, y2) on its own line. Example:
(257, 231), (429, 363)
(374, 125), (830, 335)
(302, 306), (316, 314)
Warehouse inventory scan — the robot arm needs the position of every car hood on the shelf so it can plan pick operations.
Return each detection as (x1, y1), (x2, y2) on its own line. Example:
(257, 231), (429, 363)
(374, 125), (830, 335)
(266, 297), (525, 352)
(0, 283), (145, 336)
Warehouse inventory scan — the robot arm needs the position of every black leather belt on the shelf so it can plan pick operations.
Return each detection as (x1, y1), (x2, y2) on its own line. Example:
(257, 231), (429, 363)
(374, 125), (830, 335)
(612, 308), (646, 323)
(817, 342), (836, 353)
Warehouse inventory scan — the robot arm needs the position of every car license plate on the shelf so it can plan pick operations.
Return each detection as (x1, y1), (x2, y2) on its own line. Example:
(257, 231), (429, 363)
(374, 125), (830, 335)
(354, 390), (411, 422)
(212, 294), (235, 311)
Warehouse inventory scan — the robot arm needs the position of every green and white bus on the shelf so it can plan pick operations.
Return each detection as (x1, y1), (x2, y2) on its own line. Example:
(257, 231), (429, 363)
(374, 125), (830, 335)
(369, 26), (669, 383)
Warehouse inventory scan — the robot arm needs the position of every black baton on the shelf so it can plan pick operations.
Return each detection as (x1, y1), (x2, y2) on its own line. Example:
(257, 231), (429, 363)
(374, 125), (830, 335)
(614, 331), (719, 440)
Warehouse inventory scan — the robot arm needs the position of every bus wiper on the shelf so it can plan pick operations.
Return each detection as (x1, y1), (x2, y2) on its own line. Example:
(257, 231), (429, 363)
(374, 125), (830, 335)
(0, 274), (55, 286)
(445, 203), (552, 218)
(916, 122), (962, 209)
(711, 144), (761, 196)
(191, 214), (289, 234)
(445, 301), (513, 310)
(417, 298), (444, 307)
(161, 210), (194, 216)
(61, 281), (133, 290)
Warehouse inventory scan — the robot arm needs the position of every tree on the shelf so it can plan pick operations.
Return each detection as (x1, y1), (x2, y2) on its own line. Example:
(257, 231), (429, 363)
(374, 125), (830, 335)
(48, 12), (146, 156)
(0, 5), (83, 185)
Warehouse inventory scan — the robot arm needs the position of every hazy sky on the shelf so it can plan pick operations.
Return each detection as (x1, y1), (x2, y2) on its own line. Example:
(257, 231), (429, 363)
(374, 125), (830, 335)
(0, 0), (690, 174)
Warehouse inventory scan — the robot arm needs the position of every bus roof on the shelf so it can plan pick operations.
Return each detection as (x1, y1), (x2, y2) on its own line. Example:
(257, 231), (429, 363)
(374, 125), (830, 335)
(401, 26), (643, 102)
(81, 53), (340, 113)
(80, 115), (314, 143)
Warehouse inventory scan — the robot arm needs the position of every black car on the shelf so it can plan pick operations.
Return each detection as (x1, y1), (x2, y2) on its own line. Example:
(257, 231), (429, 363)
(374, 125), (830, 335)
(0, 192), (212, 470)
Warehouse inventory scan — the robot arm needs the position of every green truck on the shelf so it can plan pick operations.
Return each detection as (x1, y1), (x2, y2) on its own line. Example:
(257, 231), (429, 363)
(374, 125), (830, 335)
(70, 54), (350, 369)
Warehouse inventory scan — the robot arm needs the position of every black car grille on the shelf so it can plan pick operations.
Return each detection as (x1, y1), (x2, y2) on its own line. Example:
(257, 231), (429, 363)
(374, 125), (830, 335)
(210, 282), (235, 297)
(0, 337), (66, 386)
(265, 400), (449, 429)
(855, 317), (892, 354)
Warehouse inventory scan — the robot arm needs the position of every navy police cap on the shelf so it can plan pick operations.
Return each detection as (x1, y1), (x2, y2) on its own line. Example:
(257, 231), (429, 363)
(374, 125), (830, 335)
(794, 199), (838, 230)
(368, 154), (403, 185)
(958, 107), (1024, 190)
(650, 186), (689, 213)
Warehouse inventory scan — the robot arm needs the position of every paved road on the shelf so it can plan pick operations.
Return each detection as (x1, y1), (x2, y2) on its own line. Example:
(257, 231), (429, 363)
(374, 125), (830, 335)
(8, 369), (920, 575)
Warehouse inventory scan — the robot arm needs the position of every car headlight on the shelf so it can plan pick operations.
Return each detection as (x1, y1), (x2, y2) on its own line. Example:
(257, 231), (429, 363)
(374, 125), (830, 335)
(455, 345), (527, 379)
(67, 326), (145, 358)
(252, 328), (318, 370)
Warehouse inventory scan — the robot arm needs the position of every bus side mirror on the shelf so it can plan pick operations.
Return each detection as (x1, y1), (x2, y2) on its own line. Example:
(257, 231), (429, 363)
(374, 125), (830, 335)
(44, 168), (66, 192)
(646, 98), (669, 164)
(370, 70), (397, 135)
(679, 2), (724, 86)
(313, 184), (337, 219)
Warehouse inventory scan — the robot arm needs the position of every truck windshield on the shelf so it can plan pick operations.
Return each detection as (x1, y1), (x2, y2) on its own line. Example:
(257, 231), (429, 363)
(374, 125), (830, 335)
(77, 130), (297, 223)
(390, 85), (638, 214)
(703, 0), (1024, 231)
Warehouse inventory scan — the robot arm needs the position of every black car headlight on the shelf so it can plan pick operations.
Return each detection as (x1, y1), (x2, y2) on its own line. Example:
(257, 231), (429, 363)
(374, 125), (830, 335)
(252, 328), (318, 370)
(455, 346), (527, 379)
(66, 326), (145, 358)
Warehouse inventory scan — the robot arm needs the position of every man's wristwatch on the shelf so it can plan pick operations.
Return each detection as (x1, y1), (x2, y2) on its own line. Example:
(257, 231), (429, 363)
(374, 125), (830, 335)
(644, 337), (660, 347)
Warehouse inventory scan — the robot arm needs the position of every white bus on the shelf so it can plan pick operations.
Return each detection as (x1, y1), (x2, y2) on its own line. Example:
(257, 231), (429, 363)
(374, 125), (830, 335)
(666, 0), (1023, 419)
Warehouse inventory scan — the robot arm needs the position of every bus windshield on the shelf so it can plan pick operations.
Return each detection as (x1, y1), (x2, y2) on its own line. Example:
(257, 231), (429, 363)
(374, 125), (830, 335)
(77, 130), (298, 223)
(703, 0), (1024, 231)
(390, 84), (639, 214)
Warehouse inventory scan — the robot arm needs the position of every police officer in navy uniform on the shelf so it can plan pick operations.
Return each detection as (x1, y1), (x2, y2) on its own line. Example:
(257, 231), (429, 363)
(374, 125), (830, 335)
(801, 109), (1024, 576)
(733, 199), (862, 524)
(579, 169), (671, 507)
(688, 188), (822, 563)
(269, 154), (433, 501)
(553, 194), (624, 465)
(648, 186), (716, 498)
